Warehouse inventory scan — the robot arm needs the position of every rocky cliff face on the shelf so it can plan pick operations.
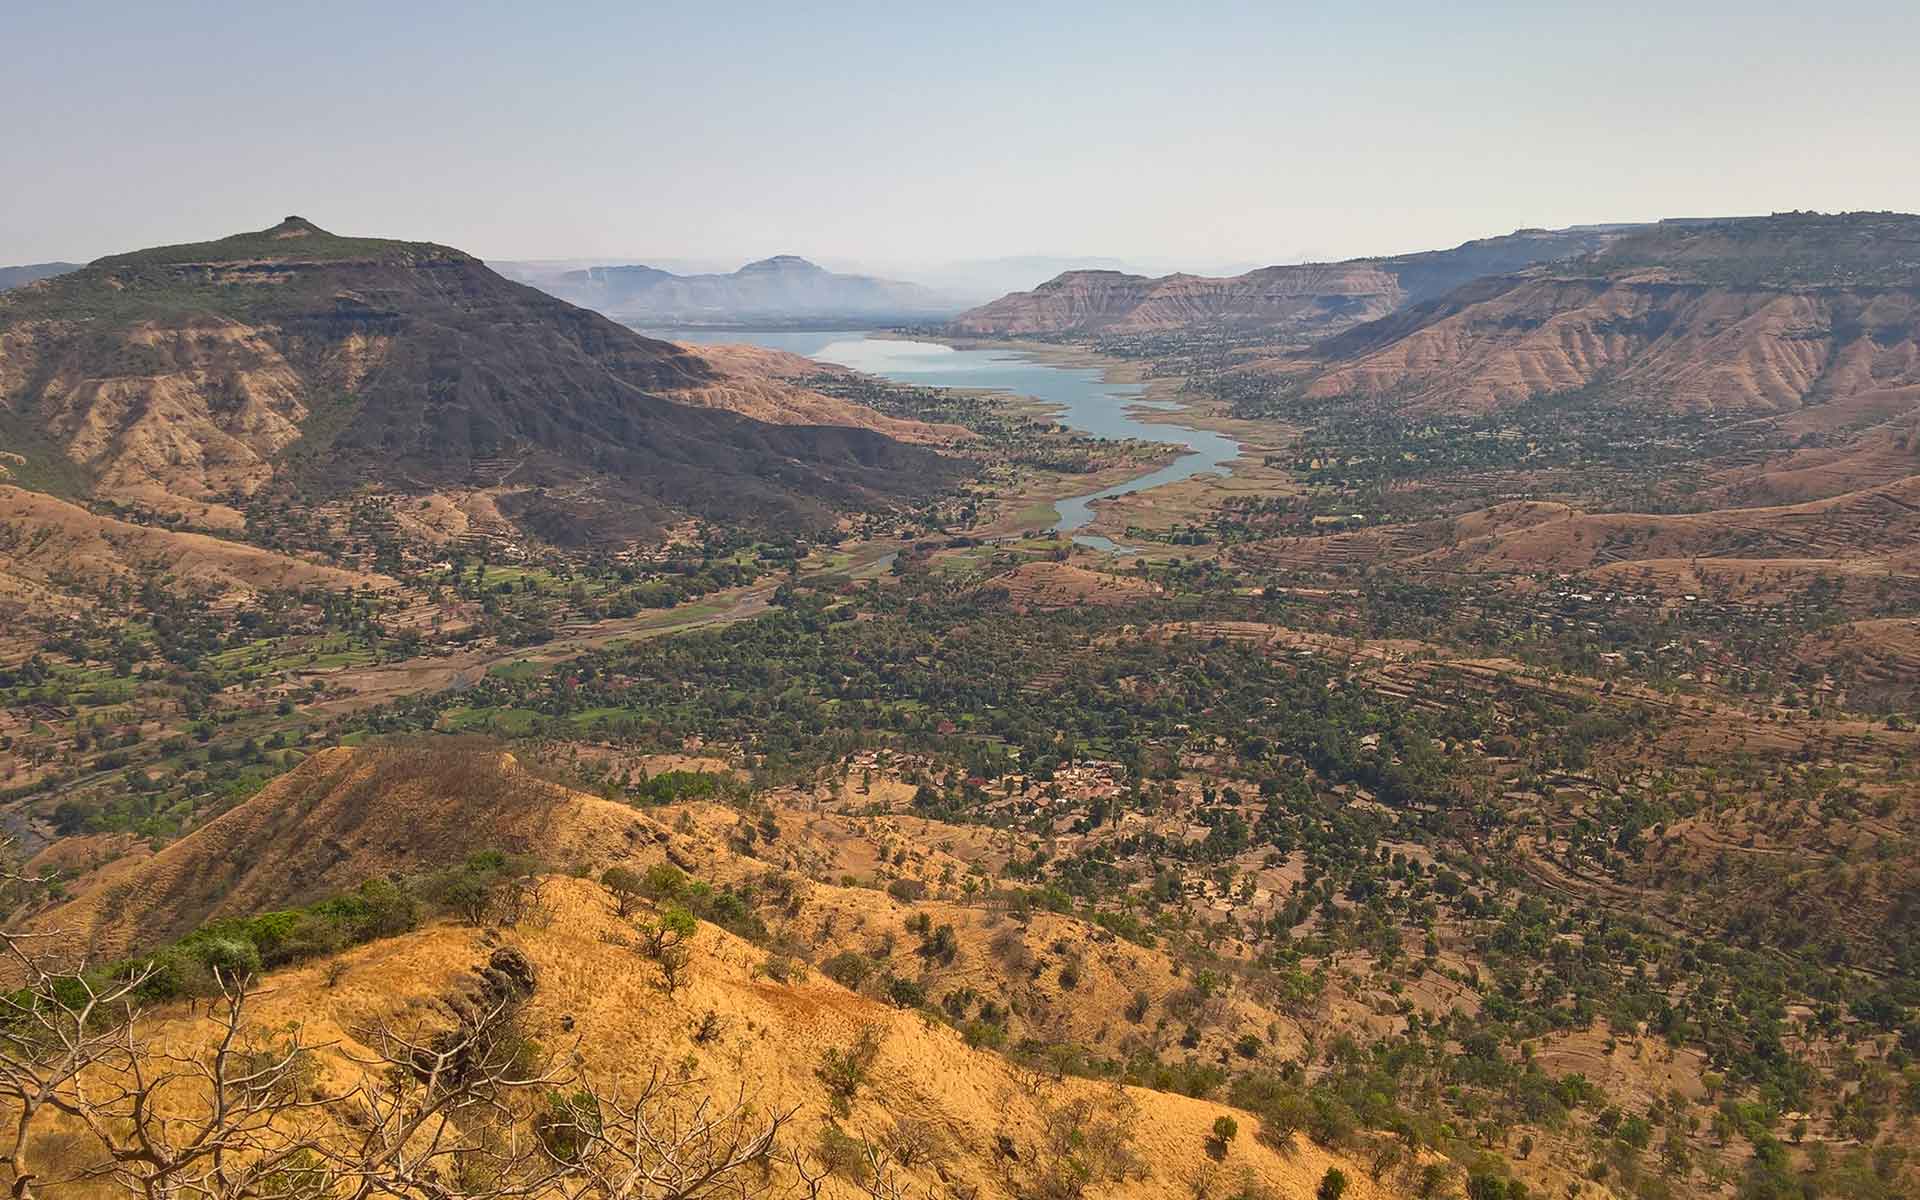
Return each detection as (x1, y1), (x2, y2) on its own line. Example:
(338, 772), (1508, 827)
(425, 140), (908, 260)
(1294, 213), (1920, 416)
(946, 225), (1634, 338)
(0, 218), (958, 541)
(947, 264), (1401, 337)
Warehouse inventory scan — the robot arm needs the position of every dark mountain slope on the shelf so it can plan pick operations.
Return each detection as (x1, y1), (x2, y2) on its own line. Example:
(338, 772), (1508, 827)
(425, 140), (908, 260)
(0, 218), (958, 540)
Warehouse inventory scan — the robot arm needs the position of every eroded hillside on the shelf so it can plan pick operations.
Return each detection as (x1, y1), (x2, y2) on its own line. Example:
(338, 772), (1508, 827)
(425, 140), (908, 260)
(0, 218), (959, 541)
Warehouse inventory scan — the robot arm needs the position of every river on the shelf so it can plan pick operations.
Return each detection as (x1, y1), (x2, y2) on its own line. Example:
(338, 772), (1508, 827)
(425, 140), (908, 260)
(649, 330), (1243, 552)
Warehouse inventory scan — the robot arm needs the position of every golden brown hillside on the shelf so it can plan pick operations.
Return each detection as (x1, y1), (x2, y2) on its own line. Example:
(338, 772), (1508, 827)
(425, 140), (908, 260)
(12, 876), (1410, 1200)
(25, 742), (660, 963)
(19, 695), (1912, 1200)
(0, 484), (392, 605)
(667, 342), (972, 446)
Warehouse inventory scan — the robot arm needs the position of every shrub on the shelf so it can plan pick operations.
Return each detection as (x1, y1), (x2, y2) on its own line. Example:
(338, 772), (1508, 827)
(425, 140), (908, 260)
(758, 954), (802, 984)
(885, 975), (927, 1009)
(1317, 1168), (1348, 1200)
(1229, 1074), (1314, 1149)
(817, 1027), (882, 1117)
(814, 1125), (868, 1182)
(821, 951), (875, 991)
(534, 1089), (599, 1163)
(132, 947), (213, 1001)
(918, 923), (959, 965)
(189, 935), (263, 980)
(641, 863), (686, 901)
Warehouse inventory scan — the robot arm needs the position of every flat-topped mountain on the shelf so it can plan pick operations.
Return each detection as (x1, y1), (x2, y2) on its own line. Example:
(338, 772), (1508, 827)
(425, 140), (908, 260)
(947, 224), (1632, 338)
(948, 261), (1405, 339)
(0, 217), (956, 541)
(538, 253), (958, 324)
(1295, 211), (1920, 415)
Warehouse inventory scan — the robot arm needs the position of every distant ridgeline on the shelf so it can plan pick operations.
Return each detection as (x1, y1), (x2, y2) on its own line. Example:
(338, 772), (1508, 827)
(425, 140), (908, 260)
(532, 254), (962, 325)
(0, 261), (79, 290)
(946, 223), (1639, 337)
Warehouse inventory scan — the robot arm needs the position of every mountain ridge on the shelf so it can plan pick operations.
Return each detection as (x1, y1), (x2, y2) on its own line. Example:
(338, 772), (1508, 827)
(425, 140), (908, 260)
(537, 253), (959, 324)
(0, 262), (80, 291)
(947, 224), (1636, 337)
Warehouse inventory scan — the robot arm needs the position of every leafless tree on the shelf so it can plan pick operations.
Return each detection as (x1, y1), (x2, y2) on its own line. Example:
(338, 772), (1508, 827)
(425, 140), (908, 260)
(64, 969), (341, 1200)
(326, 991), (568, 1200)
(850, 1132), (929, 1200)
(539, 1067), (793, 1200)
(497, 876), (555, 930)
(0, 931), (795, 1200)
(0, 931), (153, 1200)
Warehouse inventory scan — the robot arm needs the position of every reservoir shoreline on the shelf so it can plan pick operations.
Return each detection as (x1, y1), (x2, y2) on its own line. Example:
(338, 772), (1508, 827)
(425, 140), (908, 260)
(662, 328), (1249, 551)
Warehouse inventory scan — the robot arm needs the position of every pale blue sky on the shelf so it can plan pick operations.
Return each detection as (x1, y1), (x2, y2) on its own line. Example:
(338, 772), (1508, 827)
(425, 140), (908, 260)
(5, 0), (1916, 271)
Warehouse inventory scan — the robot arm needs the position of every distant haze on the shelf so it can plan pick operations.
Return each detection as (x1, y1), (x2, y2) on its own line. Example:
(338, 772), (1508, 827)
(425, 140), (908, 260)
(513, 255), (963, 324)
(495, 255), (1279, 306)
(5, 1), (1917, 268)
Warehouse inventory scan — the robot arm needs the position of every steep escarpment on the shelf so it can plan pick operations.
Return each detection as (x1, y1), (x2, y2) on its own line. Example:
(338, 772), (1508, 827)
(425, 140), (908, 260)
(0, 218), (960, 541)
(1293, 212), (1920, 416)
(947, 224), (1631, 338)
(948, 264), (1400, 337)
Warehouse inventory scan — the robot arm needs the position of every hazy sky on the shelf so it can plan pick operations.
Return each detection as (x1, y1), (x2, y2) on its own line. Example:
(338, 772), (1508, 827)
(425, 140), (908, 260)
(6, 0), (1917, 271)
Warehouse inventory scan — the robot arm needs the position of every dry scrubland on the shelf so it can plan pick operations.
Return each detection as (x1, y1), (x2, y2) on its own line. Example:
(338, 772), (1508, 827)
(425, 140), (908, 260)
(7, 211), (1920, 1200)
(17, 746), (1408, 1200)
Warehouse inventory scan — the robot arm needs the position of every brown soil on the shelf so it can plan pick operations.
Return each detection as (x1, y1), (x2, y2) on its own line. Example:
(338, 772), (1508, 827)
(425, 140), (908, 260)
(0, 484), (393, 603)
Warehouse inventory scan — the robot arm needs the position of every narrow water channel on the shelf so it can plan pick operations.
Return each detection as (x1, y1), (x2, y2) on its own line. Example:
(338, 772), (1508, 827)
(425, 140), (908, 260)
(652, 330), (1244, 551)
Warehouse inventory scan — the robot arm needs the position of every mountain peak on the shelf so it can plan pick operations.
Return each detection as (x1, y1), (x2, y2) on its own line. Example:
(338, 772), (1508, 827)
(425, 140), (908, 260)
(268, 215), (327, 239)
(737, 254), (825, 275)
(91, 219), (475, 269)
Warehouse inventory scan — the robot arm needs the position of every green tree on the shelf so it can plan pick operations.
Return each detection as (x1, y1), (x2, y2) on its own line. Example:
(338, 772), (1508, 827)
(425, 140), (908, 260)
(600, 866), (644, 917)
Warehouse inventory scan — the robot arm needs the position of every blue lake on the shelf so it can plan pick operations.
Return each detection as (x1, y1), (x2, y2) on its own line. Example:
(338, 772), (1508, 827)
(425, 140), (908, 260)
(644, 330), (1243, 551)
